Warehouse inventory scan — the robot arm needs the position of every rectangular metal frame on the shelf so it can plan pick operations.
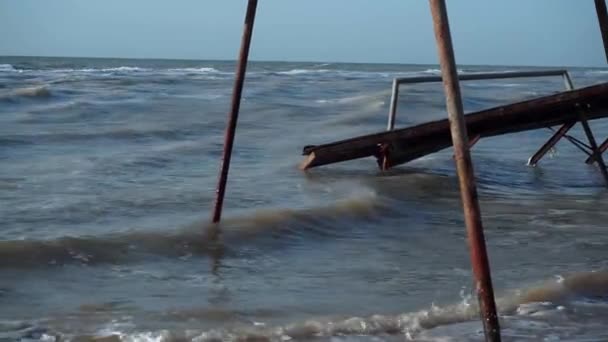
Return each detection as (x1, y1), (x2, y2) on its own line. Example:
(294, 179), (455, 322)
(387, 69), (574, 131)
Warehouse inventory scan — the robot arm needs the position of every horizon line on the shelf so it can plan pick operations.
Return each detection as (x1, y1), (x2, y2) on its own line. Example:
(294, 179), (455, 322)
(0, 54), (603, 70)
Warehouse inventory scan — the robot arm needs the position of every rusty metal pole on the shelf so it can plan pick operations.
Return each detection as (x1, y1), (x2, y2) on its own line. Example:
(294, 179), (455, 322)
(211, 0), (258, 223)
(428, 1), (501, 341)
(595, 0), (608, 63)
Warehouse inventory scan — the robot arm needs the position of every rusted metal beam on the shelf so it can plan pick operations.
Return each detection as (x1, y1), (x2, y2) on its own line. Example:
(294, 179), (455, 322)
(585, 137), (608, 163)
(595, 0), (608, 63)
(579, 109), (608, 186)
(211, 0), (258, 223)
(428, 1), (501, 341)
(301, 83), (608, 170)
(527, 122), (576, 166)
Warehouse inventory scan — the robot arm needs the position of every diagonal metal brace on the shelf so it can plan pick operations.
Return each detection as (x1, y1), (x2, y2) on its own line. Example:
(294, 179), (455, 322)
(585, 137), (608, 164)
(579, 108), (608, 187)
(528, 122), (576, 166)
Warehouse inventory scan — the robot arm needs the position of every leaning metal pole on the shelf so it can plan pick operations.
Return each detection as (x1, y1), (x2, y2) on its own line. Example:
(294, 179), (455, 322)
(428, 1), (501, 341)
(595, 0), (608, 63)
(211, 0), (258, 223)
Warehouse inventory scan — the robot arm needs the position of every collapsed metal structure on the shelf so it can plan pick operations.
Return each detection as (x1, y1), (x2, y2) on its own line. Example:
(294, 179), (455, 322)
(211, 1), (608, 341)
(301, 76), (608, 177)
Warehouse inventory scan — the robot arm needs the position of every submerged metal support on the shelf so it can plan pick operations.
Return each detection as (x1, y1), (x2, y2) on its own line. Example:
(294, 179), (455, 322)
(527, 72), (577, 166)
(585, 137), (608, 163)
(211, 0), (258, 223)
(595, 0), (608, 63)
(579, 110), (608, 186)
(428, 1), (501, 341)
(527, 122), (576, 166)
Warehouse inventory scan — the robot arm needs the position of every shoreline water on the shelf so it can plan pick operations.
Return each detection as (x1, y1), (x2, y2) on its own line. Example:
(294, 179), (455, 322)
(1, 57), (608, 341)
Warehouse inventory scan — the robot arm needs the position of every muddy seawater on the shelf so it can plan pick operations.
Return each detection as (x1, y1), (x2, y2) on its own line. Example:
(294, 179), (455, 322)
(1, 57), (608, 341)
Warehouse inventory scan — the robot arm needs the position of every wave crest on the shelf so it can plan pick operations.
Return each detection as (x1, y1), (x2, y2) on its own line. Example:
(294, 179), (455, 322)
(0, 63), (16, 72)
(0, 85), (52, 102)
(167, 67), (220, 74)
(79, 271), (608, 341)
(0, 193), (380, 269)
(277, 68), (331, 75)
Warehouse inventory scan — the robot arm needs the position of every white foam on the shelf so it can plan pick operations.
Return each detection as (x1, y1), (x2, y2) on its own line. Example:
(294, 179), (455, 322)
(0, 64), (16, 72)
(316, 94), (377, 105)
(173, 67), (218, 73)
(423, 68), (465, 74)
(278, 68), (331, 75)
(585, 69), (608, 75)
(101, 66), (146, 72)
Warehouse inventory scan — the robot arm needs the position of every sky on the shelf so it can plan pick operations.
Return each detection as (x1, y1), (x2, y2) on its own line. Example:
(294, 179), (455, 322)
(0, 0), (606, 67)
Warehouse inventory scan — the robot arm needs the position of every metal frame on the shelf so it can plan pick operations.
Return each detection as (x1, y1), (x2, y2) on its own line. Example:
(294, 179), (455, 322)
(385, 69), (608, 178)
(387, 69), (573, 131)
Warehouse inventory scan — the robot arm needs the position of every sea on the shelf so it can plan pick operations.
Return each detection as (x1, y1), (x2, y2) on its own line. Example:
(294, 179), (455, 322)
(1, 56), (608, 341)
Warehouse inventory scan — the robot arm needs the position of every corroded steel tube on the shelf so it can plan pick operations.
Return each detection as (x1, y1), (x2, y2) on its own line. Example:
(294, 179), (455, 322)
(428, 1), (501, 341)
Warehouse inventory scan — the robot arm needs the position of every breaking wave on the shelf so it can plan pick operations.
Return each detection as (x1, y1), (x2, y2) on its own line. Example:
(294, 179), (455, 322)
(16, 271), (608, 341)
(0, 85), (52, 101)
(2, 66), (223, 75)
(100, 66), (145, 72)
(0, 63), (16, 72)
(167, 67), (220, 74)
(585, 69), (608, 75)
(277, 68), (332, 75)
(0, 193), (380, 269)
(423, 68), (466, 74)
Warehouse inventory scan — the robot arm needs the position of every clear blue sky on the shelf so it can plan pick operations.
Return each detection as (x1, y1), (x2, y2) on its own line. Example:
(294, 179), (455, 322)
(0, 0), (605, 67)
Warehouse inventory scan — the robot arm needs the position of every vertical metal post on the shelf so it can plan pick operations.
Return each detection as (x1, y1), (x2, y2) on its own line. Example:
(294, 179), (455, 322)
(387, 79), (399, 130)
(595, 0), (608, 63)
(211, 0), (258, 223)
(428, 1), (501, 341)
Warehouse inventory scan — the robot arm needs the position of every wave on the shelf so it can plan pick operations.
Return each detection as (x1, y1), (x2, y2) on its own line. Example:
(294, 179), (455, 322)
(277, 68), (332, 75)
(316, 93), (382, 105)
(100, 66), (145, 72)
(585, 69), (608, 75)
(276, 68), (471, 79)
(0, 85), (52, 102)
(423, 68), (466, 74)
(18, 271), (606, 341)
(0, 194), (380, 269)
(242, 271), (608, 341)
(12, 85), (51, 98)
(1, 126), (193, 144)
(0, 63), (16, 72)
(166, 67), (220, 74)
(4, 66), (223, 75)
(10, 66), (149, 73)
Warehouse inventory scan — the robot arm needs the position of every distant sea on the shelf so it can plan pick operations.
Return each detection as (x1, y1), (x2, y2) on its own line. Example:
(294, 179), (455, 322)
(2, 56), (608, 341)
